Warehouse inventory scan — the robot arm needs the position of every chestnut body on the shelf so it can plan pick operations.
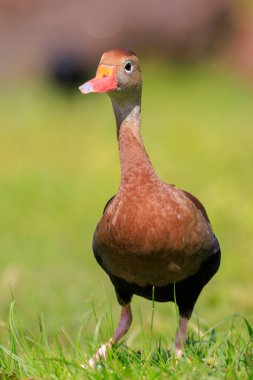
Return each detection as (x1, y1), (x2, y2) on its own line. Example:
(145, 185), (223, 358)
(92, 125), (220, 316)
(94, 127), (215, 280)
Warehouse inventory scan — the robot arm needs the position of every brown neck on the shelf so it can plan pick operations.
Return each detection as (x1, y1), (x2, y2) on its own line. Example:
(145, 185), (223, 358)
(110, 93), (157, 187)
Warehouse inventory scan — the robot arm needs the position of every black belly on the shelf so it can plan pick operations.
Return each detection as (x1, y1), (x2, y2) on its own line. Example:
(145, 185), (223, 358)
(93, 236), (221, 319)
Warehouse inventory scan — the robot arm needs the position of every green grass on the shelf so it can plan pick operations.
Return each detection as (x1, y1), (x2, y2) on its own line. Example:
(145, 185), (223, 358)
(0, 302), (253, 379)
(0, 60), (253, 378)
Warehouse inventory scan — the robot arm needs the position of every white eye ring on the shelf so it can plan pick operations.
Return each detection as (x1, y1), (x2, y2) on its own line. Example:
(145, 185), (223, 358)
(124, 61), (132, 73)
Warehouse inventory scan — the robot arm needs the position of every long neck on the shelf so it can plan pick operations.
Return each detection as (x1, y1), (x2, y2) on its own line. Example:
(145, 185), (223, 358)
(110, 93), (157, 187)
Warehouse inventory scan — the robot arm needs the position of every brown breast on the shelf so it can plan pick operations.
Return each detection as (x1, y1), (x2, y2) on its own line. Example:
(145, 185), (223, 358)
(94, 180), (214, 287)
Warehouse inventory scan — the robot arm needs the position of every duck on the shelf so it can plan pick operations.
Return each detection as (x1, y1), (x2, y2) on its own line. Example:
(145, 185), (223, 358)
(79, 48), (221, 367)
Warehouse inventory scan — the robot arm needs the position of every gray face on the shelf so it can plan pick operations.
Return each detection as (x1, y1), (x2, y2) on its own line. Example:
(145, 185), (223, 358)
(115, 56), (142, 94)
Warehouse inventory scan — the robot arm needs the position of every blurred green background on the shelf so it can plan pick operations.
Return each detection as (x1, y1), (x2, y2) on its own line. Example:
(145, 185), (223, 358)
(0, 0), (253, 346)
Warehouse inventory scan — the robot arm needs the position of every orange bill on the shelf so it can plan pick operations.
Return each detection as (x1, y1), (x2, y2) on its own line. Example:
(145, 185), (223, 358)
(79, 65), (117, 94)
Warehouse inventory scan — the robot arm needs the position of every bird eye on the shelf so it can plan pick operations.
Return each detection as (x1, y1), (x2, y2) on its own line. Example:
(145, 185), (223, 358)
(124, 61), (132, 73)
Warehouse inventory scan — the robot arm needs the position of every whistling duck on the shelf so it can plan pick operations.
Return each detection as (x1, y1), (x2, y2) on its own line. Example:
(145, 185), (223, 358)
(79, 49), (220, 367)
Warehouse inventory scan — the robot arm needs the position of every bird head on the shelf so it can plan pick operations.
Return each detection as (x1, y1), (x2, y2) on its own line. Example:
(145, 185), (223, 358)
(79, 49), (142, 97)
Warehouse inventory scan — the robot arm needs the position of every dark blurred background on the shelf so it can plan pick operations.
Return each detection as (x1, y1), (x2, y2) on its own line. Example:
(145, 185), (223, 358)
(0, 0), (253, 82)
